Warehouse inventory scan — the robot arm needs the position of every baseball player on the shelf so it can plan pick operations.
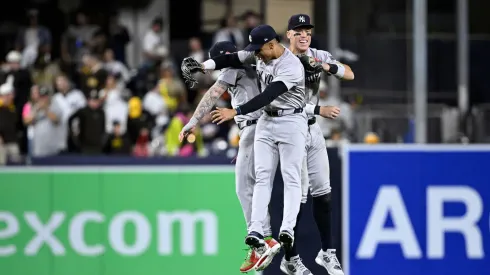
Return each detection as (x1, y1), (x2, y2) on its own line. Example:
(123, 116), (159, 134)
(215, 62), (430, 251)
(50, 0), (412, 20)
(279, 14), (355, 275)
(181, 24), (325, 272)
(179, 41), (341, 273)
(179, 41), (280, 273)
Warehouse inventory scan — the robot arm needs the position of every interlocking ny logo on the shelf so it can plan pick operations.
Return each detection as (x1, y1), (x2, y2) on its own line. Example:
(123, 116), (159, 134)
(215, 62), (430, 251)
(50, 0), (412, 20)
(299, 16), (305, 23)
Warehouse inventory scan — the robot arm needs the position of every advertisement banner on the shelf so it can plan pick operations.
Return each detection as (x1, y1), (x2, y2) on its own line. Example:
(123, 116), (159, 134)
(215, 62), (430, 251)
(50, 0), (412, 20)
(0, 167), (253, 275)
(343, 146), (490, 275)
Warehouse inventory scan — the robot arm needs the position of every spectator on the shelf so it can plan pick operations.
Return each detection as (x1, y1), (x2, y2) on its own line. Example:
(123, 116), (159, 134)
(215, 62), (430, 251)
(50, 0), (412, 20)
(15, 9), (52, 69)
(155, 63), (186, 114)
(31, 58), (62, 90)
(101, 74), (128, 134)
(22, 86), (63, 157)
(108, 13), (131, 64)
(68, 90), (106, 154)
(0, 83), (20, 164)
(143, 86), (169, 139)
(188, 37), (206, 63)
(22, 85), (40, 155)
(52, 74), (86, 152)
(79, 52), (108, 97)
(213, 14), (245, 49)
(141, 17), (167, 67)
(104, 121), (131, 155)
(61, 11), (100, 67)
(242, 10), (261, 37)
(90, 29), (108, 58)
(133, 127), (150, 157)
(103, 48), (130, 87)
(1, 51), (33, 118)
(164, 105), (205, 157)
(127, 96), (155, 144)
(53, 74), (86, 118)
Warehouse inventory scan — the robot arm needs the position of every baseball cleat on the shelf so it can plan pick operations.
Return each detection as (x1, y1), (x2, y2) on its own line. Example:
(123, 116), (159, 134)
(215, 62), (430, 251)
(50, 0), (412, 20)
(278, 230), (295, 251)
(255, 237), (282, 271)
(315, 249), (344, 275)
(280, 256), (313, 275)
(244, 232), (272, 271)
(239, 248), (260, 273)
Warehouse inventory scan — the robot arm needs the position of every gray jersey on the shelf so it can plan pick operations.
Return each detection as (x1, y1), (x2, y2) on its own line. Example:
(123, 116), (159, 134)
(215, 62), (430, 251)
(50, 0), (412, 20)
(305, 48), (336, 117)
(238, 48), (306, 111)
(217, 67), (262, 123)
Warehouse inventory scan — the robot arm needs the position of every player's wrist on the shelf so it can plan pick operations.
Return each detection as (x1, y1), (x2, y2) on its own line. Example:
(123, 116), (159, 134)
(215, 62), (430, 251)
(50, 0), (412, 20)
(235, 106), (242, 116)
(327, 63), (345, 78)
(314, 106), (321, 115)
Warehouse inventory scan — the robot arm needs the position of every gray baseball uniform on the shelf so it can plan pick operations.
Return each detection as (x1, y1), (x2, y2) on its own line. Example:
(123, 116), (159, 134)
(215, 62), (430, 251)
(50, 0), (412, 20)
(238, 48), (308, 236)
(217, 67), (272, 236)
(300, 47), (337, 202)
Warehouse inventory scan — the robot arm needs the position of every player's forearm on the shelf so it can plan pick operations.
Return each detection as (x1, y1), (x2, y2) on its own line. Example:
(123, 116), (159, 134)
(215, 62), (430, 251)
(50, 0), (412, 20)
(322, 62), (354, 80)
(236, 81), (288, 115)
(202, 53), (242, 70)
(188, 81), (228, 127)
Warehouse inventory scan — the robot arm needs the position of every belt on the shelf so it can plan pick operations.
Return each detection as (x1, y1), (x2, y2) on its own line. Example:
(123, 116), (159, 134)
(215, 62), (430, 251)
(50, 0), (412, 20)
(238, 119), (258, 130)
(264, 108), (303, 117)
(308, 117), (316, 125)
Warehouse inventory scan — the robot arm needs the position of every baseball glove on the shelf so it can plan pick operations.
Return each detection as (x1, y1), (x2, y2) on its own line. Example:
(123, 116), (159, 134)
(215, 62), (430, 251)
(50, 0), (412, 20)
(296, 54), (323, 75)
(181, 57), (205, 88)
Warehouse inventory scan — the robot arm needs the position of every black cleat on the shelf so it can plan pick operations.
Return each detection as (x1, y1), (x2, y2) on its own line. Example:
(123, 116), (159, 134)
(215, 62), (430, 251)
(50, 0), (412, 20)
(245, 231), (266, 248)
(278, 231), (294, 251)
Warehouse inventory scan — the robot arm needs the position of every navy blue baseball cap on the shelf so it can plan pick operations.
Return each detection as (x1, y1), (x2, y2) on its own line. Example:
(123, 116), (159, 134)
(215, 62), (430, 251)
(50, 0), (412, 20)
(209, 41), (237, 59)
(288, 14), (314, 30)
(244, 24), (279, 52)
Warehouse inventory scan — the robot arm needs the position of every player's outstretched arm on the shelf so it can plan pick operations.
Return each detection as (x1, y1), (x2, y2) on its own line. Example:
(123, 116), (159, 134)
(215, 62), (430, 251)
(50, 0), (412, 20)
(178, 80), (230, 142)
(305, 104), (340, 119)
(321, 62), (354, 80)
(202, 50), (255, 70)
(315, 49), (355, 80)
(210, 81), (288, 125)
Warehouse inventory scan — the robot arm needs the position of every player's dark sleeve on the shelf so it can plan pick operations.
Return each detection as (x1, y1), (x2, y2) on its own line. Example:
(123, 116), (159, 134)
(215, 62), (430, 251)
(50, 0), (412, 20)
(212, 53), (243, 70)
(236, 81), (288, 115)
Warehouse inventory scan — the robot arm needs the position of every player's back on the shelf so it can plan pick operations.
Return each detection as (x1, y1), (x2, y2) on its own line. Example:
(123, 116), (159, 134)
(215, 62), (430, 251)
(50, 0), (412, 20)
(217, 66), (262, 123)
(255, 48), (306, 111)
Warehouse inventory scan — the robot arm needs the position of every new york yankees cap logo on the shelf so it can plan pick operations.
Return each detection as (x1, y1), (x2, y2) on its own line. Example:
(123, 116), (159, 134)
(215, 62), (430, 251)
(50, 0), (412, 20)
(288, 14), (315, 30)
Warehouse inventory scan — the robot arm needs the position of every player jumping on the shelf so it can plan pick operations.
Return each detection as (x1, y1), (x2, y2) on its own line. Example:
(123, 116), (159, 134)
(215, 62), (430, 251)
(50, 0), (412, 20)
(179, 40), (340, 273)
(280, 14), (354, 275)
(181, 25), (335, 273)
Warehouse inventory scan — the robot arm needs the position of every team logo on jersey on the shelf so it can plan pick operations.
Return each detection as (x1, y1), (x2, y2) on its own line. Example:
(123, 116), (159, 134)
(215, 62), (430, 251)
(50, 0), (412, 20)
(257, 71), (273, 85)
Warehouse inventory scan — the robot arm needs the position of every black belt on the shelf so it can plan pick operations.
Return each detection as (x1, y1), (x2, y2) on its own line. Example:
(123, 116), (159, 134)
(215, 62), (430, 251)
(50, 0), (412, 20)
(264, 108), (303, 117)
(308, 117), (316, 125)
(238, 119), (258, 130)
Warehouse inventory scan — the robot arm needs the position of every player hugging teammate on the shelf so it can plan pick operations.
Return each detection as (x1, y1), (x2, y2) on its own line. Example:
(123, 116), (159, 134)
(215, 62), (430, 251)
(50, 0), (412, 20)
(179, 13), (354, 275)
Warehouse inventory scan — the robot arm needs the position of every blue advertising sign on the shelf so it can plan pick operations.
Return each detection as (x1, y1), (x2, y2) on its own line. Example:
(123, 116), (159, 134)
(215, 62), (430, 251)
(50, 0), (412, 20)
(343, 145), (490, 275)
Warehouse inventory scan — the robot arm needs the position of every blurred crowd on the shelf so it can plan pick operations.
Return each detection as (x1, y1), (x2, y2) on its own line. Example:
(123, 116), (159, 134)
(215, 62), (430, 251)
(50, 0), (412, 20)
(0, 9), (360, 165)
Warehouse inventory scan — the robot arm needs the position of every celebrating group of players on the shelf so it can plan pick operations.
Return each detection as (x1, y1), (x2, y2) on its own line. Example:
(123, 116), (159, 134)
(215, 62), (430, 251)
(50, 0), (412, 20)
(179, 13), (354, 275)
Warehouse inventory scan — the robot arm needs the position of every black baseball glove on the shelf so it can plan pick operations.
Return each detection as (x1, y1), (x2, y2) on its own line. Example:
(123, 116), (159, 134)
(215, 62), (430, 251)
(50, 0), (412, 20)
(181, 57), (205, 88)
(296, 54), (324, 75)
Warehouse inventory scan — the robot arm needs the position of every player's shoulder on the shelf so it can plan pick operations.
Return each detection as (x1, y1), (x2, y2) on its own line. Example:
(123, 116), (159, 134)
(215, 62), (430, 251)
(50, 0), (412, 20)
(279, 48), (303, 66)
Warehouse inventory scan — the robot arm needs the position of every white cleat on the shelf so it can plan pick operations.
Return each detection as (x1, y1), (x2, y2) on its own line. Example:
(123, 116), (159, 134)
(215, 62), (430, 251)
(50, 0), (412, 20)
(315, 249), (344, 275)
(280, 256), (313, 275)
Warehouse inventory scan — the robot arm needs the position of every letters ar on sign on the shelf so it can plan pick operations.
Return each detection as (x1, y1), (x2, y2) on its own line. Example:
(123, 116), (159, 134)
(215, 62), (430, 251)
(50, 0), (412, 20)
(343, 146), (490, 275)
